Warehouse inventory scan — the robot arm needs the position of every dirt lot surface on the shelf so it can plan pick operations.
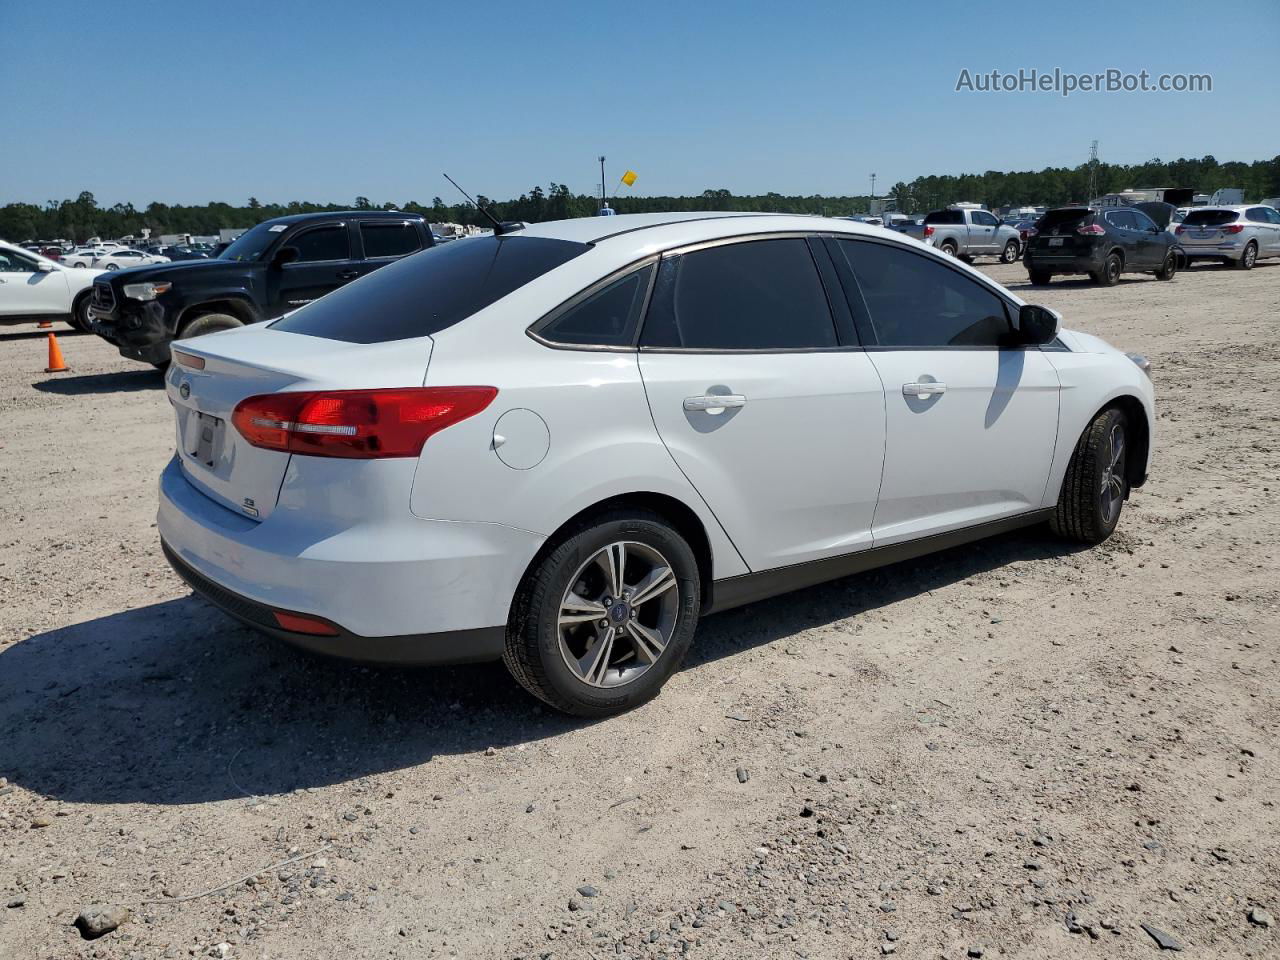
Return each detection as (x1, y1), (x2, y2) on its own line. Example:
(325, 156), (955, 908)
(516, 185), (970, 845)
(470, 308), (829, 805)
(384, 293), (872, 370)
(1, 261), (1277, 960)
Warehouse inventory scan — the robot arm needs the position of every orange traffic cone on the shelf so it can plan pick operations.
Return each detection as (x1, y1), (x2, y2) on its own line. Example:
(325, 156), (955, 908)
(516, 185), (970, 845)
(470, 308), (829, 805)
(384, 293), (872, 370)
(45, 333), (68, 373)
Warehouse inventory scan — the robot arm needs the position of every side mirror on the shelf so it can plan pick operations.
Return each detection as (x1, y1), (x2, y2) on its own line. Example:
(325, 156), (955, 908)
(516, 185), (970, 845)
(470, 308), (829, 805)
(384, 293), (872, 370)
(272, 246), (299, 268)
(1018, 304), (1060, 345)
(36, 261), (56, 272)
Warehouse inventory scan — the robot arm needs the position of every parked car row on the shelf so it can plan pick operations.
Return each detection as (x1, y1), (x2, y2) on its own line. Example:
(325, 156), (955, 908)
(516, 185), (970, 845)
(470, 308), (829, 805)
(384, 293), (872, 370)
(1024, 202), (1280, 285)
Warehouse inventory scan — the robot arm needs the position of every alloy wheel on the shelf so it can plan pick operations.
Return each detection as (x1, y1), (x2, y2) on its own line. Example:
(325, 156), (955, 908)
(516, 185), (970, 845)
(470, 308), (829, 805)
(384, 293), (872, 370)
(1099, 423), (1126, 524)
(557, 541), (679, 688)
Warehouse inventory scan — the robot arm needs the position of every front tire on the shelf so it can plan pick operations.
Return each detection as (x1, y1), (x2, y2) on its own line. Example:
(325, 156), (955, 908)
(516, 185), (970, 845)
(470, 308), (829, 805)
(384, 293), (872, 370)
(178, 311), (243, 340)
(1001, 239), (1020, 263)
(69, 291), (92, 331)
(504, 510), (701, 716)
(1235, 242), (1257, 270)
(1155, 251), (1177, 281)
(1050, 407), (1129, 545)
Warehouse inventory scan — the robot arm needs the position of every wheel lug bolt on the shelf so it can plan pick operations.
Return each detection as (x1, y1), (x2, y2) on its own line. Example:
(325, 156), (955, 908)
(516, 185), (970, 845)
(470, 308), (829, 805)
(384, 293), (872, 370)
(599, 619), (609, 628)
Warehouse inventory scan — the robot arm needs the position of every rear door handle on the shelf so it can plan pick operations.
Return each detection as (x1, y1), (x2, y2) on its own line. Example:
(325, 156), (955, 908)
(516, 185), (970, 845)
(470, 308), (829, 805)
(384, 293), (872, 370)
(684, 394), (746, 414)
(903, 382), (946, 397)
(337, 269), (360, 280)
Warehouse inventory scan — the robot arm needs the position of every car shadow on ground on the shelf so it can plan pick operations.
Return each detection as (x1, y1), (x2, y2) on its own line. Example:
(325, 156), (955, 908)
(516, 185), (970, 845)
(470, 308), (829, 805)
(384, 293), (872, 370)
(0, 327), (88, 342)
(0, 528), (1084, 807)
(32, 368), (165, 395)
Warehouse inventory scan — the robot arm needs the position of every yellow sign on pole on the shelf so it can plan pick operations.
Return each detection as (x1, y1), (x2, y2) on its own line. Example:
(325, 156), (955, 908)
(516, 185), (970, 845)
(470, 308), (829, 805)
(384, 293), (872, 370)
(620, 170), (638, 187)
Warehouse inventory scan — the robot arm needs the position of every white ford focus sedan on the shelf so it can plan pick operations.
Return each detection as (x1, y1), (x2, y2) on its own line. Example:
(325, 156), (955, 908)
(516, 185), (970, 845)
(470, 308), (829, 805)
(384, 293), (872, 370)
(158, 213), (1154, 715)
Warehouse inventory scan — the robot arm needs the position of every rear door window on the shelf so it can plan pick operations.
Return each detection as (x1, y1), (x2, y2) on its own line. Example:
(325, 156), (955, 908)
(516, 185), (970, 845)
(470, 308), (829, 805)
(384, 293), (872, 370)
(289, 225), (350, 263)
(836, 239), (1012, 348)
(361, 221), (423, 259)
(640, 238), (837, 350)
(272, 235), (589, 343)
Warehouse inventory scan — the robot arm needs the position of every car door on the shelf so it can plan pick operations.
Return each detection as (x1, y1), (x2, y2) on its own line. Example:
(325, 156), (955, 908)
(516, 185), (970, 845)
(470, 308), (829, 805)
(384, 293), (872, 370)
(831, 236), (1060, 546)
(1129, 209), (1167, 267)
(0, 247), (68, 316)
(969, 211), (998, 253)
(1247, 207), (1280, 257)
(637, 235), (886, 571)
(267, 221), (358, 317)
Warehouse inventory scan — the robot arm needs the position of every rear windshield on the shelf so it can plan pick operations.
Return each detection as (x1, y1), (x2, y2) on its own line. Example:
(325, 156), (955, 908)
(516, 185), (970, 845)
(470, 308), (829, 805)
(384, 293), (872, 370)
(271, 235), (590, 343)
(924, 210), (963, 225)
(1181, 209), (1238, 226)
(1037, 208), (1093, 229)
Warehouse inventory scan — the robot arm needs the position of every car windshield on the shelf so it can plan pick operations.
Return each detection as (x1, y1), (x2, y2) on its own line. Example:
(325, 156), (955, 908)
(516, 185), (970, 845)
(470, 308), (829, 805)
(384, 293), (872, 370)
(271, 235), (591, 344)
(218, 222), (281, 261)
(1182, 209), (1238, 226)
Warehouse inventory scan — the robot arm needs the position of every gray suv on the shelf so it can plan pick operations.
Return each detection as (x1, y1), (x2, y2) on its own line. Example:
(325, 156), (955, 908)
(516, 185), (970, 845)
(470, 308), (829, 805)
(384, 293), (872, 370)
(1175, 205), (1280, 270)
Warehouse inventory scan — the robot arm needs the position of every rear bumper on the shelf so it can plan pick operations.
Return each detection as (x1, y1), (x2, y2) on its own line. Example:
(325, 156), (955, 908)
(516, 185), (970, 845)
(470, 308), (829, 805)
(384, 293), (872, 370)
(157, 455), (544, 664)
(1025, 249), (1105, 274)
(1182, 243), (1242, 260)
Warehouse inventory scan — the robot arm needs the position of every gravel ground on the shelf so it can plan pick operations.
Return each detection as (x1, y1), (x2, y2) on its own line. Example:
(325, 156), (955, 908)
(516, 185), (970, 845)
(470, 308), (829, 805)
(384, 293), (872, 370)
(1, 260), (1277, 960)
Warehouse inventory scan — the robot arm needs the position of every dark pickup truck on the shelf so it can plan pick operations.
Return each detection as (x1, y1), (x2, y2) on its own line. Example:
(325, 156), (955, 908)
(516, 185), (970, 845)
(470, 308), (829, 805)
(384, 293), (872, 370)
(88, 211), (434, 366)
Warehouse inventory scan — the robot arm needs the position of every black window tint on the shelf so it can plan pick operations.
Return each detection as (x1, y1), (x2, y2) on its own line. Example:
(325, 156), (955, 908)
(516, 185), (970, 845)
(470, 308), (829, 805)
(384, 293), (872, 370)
(289, 225), (350, 263)
(837, 239), (1012, 348)
(1131, 210), (1159, 231)
(1182, 209), (1237, 226)
(272, 235), (589, 343)
(640, 238), (836, 350)
(537, 265), (654, 347)
(924, 210), (964, 225)
(1245, 207), (1268, 223)
(361, 221), (422, 258)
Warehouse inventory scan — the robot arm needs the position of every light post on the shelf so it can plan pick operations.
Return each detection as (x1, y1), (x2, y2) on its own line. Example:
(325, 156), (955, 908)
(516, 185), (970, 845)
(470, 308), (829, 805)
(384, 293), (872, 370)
(870, 172), (877, 213)
(599, 156), (606, 212)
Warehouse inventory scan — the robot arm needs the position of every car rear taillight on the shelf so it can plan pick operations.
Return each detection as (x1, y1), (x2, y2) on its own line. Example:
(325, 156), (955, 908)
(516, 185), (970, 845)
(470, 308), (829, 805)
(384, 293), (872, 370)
(1175, 225), (1186, 234)
(1076, 223), (1106, 235)
(922, 225), (934, 238)
(231, 387), (498, 459)
(1221, 224), (1244, 234)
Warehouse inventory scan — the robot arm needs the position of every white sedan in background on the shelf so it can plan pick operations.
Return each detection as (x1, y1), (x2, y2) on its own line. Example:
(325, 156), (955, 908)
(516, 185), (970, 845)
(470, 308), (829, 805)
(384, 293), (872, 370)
(158, 213), (1156, 717)
(0, 240), (102, 330)
(93, 249), (171, 270)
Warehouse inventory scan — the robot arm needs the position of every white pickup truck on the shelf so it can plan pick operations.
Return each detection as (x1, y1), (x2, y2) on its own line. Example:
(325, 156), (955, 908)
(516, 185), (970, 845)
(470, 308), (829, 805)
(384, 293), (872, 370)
(915, 208), (1024, 263)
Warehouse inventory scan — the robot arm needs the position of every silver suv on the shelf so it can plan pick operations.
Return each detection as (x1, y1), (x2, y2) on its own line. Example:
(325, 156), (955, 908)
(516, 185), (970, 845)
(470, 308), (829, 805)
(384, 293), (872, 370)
(1176, 205), (1280, 270)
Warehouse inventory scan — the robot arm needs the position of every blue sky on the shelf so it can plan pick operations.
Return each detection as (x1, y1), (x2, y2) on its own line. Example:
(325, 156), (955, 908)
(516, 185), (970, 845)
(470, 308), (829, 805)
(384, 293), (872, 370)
(2, 1), (1277, 206)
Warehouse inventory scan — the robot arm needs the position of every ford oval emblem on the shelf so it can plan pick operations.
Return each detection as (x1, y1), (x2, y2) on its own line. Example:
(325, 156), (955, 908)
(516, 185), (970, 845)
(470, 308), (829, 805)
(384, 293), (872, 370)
(179, 382), (190, 399)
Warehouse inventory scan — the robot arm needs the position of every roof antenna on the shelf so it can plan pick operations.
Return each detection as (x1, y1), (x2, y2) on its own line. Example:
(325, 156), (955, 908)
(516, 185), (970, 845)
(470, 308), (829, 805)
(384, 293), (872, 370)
(443, 173), (523, 235)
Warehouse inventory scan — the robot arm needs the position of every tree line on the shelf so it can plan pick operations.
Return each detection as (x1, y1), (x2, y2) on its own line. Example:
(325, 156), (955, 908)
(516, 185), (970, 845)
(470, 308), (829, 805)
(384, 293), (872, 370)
(3, 155), (1278, 244)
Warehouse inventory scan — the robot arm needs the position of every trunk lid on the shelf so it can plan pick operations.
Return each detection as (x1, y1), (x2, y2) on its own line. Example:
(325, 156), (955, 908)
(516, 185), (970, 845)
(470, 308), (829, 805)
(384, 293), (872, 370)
(165, 324), (433, 520)
(1179, 208), (1238, 246)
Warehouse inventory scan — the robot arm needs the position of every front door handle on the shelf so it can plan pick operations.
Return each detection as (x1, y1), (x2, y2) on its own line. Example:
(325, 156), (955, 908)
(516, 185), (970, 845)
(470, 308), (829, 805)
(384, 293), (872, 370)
(684, 394), (746, 414)
(903, 382), (946, 398)
(337, 269), (360, 280)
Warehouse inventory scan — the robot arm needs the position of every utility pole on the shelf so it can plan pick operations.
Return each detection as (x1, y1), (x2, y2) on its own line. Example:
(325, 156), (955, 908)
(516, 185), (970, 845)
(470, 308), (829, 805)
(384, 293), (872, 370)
(1087, 140), (1099, 203)
(599, 156), (606, 211)
(870, 172), (877, 213)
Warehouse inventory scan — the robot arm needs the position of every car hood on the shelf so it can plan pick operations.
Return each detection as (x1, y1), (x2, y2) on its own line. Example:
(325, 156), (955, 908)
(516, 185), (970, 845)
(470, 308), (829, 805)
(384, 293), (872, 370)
(100, 258), (259, 282)
(1059, 328), (1123, 356)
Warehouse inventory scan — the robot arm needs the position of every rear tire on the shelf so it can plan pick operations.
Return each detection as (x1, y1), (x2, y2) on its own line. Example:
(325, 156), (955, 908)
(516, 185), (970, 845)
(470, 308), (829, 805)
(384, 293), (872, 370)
(1001, 239), (1020, 263)
(1155, 252), (1177, 281)
(939, 240), (958, 257)
(1028, 268), (1052, 286)
(1234, 242), (1257, 270)
(179, 311), (243, 340)
(1091, 252), (1122, 286)
(1050, 407), (1129, 545)
(503, 509), (701, 717)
